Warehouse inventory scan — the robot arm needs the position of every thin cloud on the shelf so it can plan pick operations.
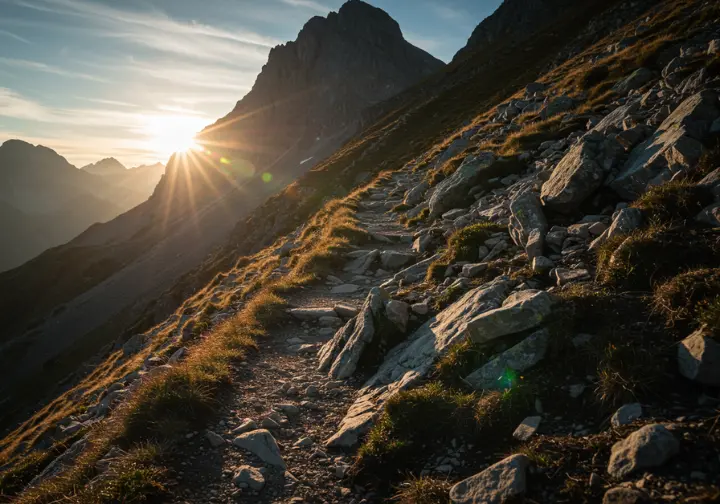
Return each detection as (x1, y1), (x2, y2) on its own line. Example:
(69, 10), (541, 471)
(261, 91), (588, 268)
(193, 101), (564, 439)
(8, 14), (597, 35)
(79, 97), (139, 109)
(0, 28), (30, 44)
(0, 57), (107, 82)
(280, 0), (331, 13)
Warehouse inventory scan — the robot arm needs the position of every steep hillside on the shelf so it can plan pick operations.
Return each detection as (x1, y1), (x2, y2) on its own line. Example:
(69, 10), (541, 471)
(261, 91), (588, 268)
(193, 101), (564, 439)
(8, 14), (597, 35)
(0, 1), (449, 436)
(3, 0), (720, 502)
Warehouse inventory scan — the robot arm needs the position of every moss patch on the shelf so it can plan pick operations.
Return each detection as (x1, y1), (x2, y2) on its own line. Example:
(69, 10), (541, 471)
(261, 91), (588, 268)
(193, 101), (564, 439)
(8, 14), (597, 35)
(632, 181), (713, 225)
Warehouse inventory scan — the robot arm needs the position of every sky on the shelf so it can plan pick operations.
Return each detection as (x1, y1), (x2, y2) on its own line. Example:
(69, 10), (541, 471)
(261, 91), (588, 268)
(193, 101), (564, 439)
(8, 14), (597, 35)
(0, 0), (502, 168)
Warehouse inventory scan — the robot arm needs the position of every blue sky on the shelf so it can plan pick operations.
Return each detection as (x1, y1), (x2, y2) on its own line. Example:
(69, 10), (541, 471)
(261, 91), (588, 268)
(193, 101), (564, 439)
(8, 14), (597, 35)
(0, 0), (502, 167)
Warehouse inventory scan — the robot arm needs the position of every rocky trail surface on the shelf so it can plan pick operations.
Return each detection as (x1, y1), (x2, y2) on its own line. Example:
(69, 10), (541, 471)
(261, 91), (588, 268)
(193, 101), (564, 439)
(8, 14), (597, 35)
(168, 172), (425, 503)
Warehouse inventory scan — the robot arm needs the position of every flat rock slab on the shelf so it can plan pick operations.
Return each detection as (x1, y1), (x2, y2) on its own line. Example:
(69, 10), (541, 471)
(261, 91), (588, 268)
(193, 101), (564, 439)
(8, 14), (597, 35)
(331, 284), (361, 294)
(450, 454), (529, 504)
(326, 278), (512, 448)
(467, 289), (552, 344)
(465, 329), (549, 390)
(607, 424), (679, 478)
(287, 307), (338, 320)
(233, 429), (286, 469)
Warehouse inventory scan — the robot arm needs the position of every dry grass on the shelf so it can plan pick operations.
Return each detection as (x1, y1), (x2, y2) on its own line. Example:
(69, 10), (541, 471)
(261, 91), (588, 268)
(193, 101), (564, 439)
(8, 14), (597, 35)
(653, 269), (720, 328)
(393, 475), (450, 504)
(632, 181), (714, 226)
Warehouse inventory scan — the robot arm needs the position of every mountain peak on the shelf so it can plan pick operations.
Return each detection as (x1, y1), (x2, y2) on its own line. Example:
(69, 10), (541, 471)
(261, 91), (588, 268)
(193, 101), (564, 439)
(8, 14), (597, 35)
(82, 157), (127, 175)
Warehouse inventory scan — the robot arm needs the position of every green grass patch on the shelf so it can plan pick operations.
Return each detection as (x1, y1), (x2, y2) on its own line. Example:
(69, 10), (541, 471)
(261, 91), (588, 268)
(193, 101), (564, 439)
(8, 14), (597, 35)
(632, 181), (713, 225)
(405, 207), (430, 228)
(653, 268), (720, 328)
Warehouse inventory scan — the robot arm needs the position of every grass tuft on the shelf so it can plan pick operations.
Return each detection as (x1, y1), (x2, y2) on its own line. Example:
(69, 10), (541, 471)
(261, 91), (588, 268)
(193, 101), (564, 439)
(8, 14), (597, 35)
(632, 181), (713, 226)
(393, 475), (450, 504)
(653, 269), (720, 328)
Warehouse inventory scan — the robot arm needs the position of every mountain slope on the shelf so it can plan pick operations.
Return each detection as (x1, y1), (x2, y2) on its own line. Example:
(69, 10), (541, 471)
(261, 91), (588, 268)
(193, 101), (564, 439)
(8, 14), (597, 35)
(0, 0), (448, 430)
(0, 141), (130, 271)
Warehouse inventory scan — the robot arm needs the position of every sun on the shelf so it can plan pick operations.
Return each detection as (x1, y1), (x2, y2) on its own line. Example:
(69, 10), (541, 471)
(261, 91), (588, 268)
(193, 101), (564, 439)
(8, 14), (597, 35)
(143, 113), (207, 159)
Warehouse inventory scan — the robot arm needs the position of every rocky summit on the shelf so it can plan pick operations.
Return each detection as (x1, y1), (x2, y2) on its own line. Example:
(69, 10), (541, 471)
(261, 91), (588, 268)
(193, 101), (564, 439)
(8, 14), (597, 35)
(1, 0), (720, 503)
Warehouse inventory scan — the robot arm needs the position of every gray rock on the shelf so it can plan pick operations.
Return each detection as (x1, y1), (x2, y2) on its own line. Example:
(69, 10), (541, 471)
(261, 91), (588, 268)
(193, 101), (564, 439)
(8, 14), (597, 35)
(532, 256), (554, 275)
(696, 202), (720, 227)
(592, 100), (641, 135)
(613, 68), (654, 95)
(232, 419), (258, 435)
(413, 234), (434, 253)
(461, 263), (488, 278)
(465, 329), (549, 390)
(542, 132), (625, 213)
(331, 284), (361, 294)
(233, 465), (265, 490)
(508, 192), (548, 259)
(206, 430), (226, 447)
(545, 227), (568, 253)
(334, 303), (359, 318)
(318, 287), (391, 379)
(386, 300), (410, 333)
(467, 290), (553, 344)
(288, 307), (338, 320)
(611, 91), (720, 199)
(541, 95), (574, 118)
(380, 250), (416, 271)
(607, 424), (679, 478)
(429, 153), (498, 217)
(590, 208), (644, 251)
(678, 329), (720, 386)
(233, 429), (286, 469)
(294, 437), (313, 448)
(275, 403), (300, 416)
(513, 416), (542, 441)
(344, 250), (379, 274)
(611, 403), (643, 427)
(603, 487), (650, 504)
(122, 334), (145, 356)
(261, 418), (280, 429)
(449, 454), (529, 504)
(554, 268), (590, 286)
(167, 346), (188, 364)
(404, 181), (430, 206)
(411, 301), (429, 315)
(326, 279), (512, 448)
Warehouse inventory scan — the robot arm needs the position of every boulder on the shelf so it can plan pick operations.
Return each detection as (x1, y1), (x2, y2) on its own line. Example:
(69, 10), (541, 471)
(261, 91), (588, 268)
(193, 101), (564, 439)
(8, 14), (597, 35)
(607, 424), (679, 478)
(611, 91), (720, 199)
(611, 403), (643, 427)
(233, 429), (286, 469)
(331, 284), (361, 294)
(467, 290), (553, 344)
(461, 263), (488, 278)
(554, 268), (590, 286)
(592, 100), (641, 135)
(590, 208), (644, 250)
(206, 430), (226, 447)
(429, 153), (498, 217)
(532, 256), (554, 275)
(613, 68), (654, 95)
(233, 465), (265, 490)
(678, 329), (720, 386)
(326, 278), (512, 448)
(449, 454), (529, 504)
(465, 329), (549, 390)
(385, 300), (410, 333)
(380, 250), (415, 270)
(541, 95), (574, 118)
(541, 131), (625, 213)
(508, 192), (548, 259)
(317, 287), (390, 379)
(404, 181), (429, 206)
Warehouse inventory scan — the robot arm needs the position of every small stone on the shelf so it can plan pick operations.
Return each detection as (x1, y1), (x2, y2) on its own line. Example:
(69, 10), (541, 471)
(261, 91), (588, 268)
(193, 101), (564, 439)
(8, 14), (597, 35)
(532, 256), (554, 275)
(602, 487), (649, 504)
(233, 429), (286, 468)
(233, 465), (265, 491)
(607, 424), (679, 478)
(294, 437), (313, 448)
(206, 430), (226, 448)
(331, 284), (360, 294)
(411, 302), (429, 315)
(275, 403), (300, 416)
(261, 418), (280, 429)
(450, 454), (529, 504)
(513, 416), (541, 441)
(569, 384), (586, 398)
(611, 403), (642, 427)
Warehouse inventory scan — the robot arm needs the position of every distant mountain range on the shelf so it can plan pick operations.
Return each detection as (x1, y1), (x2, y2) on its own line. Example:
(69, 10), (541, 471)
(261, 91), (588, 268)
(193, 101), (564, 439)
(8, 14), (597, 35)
(0, 0), (445, 422)
(0, 140), (164, 271)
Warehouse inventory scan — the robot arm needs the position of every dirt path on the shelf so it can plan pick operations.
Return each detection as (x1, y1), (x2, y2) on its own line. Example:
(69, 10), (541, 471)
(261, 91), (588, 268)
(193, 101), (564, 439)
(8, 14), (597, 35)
(168, 171), (423, 504)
